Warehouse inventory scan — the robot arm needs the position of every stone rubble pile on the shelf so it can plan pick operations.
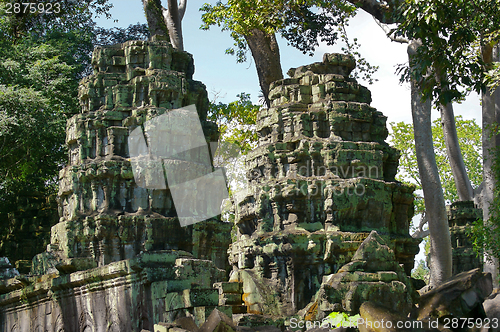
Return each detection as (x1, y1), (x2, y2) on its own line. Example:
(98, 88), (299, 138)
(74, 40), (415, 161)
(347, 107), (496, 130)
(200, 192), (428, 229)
(301, 231), (416, 319)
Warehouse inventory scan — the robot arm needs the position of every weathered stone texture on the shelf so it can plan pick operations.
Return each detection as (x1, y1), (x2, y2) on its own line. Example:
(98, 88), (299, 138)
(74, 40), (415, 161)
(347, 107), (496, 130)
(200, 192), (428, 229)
(229, 53), (420, 316)
(0, 257), (19, 280)
(0, 36), (231, 332)
(41, 35), (229, 271)
(302, 231), (417, 318)
(413, 268), (492, 321)
(447, 201), (482, 275)
(0, 251), (226, 331)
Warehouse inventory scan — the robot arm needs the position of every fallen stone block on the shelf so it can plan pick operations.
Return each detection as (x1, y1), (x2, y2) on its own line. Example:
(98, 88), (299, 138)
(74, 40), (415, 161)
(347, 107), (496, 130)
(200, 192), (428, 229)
(414, 268), (492, 321)
(195, 306), (233, 326)
(359, 302), (452, 332)
(175, 316), (200, 332)
(199, 308), (237, 332)
(303, 231), (416, 318)
(171, 327), (191, 332)
(166, 289), (219, 311)
(154, 322), (181, 332)
(481, 288), (500, 332)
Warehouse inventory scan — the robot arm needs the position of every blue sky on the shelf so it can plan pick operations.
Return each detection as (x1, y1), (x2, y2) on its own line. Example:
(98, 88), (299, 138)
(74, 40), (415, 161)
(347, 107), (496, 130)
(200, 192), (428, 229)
(96, 0), (481, 127)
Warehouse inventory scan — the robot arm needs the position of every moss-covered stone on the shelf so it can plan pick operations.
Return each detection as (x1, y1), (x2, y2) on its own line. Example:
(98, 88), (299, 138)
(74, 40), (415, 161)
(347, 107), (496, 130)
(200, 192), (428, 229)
(230, 53), (420, 317)
(446, 201), (482, 275)
(302, 231), (417, 318)
(0, 37), (231, 332)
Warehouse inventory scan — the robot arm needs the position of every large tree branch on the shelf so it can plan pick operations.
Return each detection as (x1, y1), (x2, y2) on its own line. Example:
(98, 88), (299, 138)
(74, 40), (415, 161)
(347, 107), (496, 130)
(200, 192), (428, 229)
(435, 78), (474, 201)
(142, 0), (169, 37)
(178, 0), (187, 20)
(245, 29), (283, 108)
(409, 39), (452, 286)
(412, 212), (430, 239)
(373, 17), (408, 43)
(345, 0), (403, 24)
(164, 0), (184, 50)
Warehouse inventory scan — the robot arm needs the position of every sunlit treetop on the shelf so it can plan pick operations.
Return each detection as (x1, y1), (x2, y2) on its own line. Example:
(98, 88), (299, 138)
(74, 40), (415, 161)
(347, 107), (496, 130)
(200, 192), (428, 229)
(393, 0), (500, 104)
(200, 0), (356, 62)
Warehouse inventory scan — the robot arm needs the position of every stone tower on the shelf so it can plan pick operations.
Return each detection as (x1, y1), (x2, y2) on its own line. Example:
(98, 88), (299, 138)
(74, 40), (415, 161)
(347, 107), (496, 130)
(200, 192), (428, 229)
(228, 54), (420, 315)
(0, 37), (232, 331)
(40, 35), (231, 272)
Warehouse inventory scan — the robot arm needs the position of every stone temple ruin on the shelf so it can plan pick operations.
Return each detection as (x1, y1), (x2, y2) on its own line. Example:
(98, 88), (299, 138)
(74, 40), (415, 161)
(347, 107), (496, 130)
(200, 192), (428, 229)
(0, 35), (489, 331)
(0, 35), (233, 331)
(227, 54), (420, 317)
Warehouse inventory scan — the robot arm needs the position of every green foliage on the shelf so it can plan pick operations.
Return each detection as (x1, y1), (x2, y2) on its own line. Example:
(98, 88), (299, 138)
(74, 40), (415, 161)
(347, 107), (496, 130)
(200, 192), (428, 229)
(208, 92), (259, 154)
(201, 1), (378, 85)
(0, 28), (93, 199)
(323, 311), (360, 328)
(94, 23), (150, 47)
(484, 62), (500, 91)
(335, 7), (378, 84)
(0, 0), (112, 43)
(411, 259), (430, 284)
(200, 1), (350, 62)
(394, 0), (500, 104)
(389, 116), (482, 214)
(208, 93), (260, 224)
(0, 86), (65, 193)
(0, 1), (115, 260)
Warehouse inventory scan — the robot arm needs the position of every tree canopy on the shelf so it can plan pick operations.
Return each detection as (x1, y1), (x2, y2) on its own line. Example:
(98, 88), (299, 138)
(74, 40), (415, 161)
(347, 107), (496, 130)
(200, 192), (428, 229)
(390, 116), (482, 215)
(0, 1), (150, 198)
(200, 0), (347, 62)
(393, 0), (500, 104)
(0, 1), (152, 262)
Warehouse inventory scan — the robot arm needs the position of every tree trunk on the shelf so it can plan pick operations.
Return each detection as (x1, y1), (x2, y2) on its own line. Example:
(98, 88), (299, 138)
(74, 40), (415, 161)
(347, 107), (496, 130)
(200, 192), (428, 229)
(439, 101), (474, 201)
(409, 40), (452, 286)
(142, 0), (169, 38)
(164, 0), (185, 51)
(481, 42), (500, 287)
(244, 29), (283, 108)
(433, 65), (474, 202)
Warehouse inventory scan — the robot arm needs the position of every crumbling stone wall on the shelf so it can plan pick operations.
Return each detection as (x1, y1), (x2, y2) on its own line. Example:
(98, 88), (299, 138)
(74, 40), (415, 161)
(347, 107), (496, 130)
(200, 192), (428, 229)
(0, 250), (227, 331)
(229, 54), (420, 316)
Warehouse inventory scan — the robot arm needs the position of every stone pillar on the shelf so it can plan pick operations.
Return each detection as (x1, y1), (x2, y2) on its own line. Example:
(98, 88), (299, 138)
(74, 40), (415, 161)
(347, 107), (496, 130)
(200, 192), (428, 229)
(448, 200), (483, 274)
